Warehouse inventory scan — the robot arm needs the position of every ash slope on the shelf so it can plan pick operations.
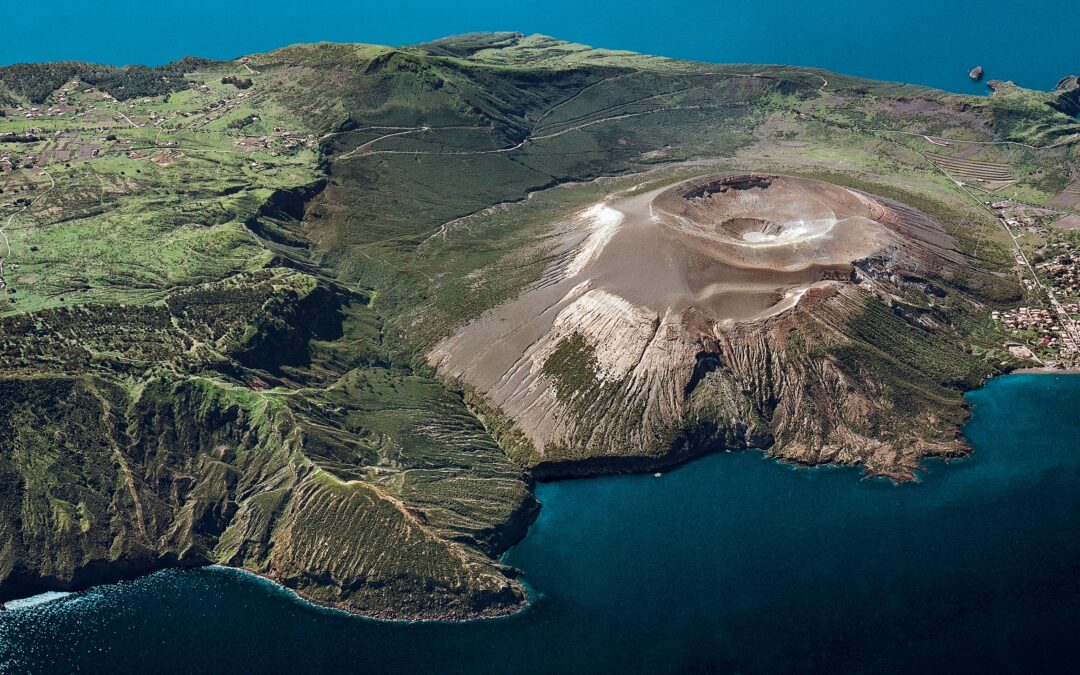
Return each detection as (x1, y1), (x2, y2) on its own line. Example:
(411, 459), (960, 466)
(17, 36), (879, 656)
(0, 32), (1077, 618)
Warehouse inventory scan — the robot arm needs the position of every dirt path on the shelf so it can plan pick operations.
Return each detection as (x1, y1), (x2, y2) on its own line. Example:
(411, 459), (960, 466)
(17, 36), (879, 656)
(344, 103), (743, 160)
(337, 125), (497, 159)
(338, 65), (824, 162)
(530, 71), (642, 132)
(117, 112), (141, 128)
(337, 127), (430, 159)
(868, 127), (1068, 151)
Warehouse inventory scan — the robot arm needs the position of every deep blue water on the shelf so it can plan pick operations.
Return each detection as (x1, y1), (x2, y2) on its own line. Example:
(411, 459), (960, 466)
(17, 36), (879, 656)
(1, 373), (1079, 673)
(4, 1), (1079, 93)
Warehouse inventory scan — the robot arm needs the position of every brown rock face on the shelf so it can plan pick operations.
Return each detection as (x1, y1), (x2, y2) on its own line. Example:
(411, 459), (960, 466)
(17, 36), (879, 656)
(430, 174), (989, 480)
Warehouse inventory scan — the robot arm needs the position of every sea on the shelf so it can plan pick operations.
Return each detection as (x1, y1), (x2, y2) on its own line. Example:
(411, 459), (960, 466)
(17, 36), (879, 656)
(2, 0), (1079, 94)
(3, 2), (1080, 672)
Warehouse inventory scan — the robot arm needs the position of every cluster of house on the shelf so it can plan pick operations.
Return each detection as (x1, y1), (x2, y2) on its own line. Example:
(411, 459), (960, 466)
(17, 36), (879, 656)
(992, 306), (1056, 332)
(1039, 242), (1078, 295)
(0, 128), (43, 138)
(14, 105), (76, 119)
(237, 130), (306, 156)
(1, 152), (38, 171)
(6, 85), (124, 123)
(992, 305), (1078, 358)
(989, 200), (1052, 235)
(185, 97), (241, 129)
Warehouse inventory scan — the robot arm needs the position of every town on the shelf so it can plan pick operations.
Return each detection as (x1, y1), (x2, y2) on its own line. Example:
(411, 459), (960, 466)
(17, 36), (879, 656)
(988, 199), (1080, 368)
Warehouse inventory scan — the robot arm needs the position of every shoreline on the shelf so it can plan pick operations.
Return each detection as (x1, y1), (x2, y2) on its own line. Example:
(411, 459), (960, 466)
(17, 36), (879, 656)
(4, 369), (1075, 622)
(0, 563), (531, 624)
(3, 372), (1077, 625)
(233, 565), (532, 624)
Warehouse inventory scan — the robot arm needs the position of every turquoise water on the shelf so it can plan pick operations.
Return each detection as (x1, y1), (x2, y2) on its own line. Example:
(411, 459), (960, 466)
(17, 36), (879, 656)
(1, 373), (1078, 673)
(4, 1), (1079, 93)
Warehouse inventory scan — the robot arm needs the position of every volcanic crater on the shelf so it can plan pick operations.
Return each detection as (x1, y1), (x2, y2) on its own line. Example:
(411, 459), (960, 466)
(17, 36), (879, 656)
(658, 173), (887, 248)
(430, 172), (970, 476)
(548, 172), (898, 325)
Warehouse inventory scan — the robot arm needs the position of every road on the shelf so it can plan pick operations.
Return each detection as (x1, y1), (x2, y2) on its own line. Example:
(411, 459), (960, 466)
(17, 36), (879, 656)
(866, 127), (1073, 152)
(340, 102), (745, 160)
(336, 126), (432, 159)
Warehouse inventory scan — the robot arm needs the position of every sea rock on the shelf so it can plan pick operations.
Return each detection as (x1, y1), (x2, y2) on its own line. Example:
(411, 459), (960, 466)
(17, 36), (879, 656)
(969, 66), (984, 81)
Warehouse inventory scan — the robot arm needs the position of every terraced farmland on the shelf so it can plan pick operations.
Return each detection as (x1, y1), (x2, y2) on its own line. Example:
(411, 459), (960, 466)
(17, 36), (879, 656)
(927, 153), (1018, 189)
(1050, 180), (1080, 209)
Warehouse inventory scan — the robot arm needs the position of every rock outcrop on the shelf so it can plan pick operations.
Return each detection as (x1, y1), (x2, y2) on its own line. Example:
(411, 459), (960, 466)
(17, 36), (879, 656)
(1050, 75), (1080, 117)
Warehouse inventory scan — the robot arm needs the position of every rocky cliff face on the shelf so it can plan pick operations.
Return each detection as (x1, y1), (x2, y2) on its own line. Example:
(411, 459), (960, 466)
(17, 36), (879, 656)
(1050, 75), (1080, 117)
(0, 374), (533, 619)
(0, 217), (535, 620)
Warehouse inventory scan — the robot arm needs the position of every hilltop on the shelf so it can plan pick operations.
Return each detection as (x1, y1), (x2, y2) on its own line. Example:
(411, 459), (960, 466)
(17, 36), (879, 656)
(1, 32), (1079, 618)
